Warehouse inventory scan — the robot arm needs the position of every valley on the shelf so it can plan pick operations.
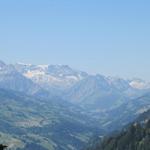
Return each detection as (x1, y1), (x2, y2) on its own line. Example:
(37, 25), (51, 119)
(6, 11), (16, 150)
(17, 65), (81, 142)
(0, 61), (149, 150)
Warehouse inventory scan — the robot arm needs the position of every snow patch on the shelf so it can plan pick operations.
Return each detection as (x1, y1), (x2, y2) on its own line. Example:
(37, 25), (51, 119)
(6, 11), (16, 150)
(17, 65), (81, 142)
(129, 80), (150, 89)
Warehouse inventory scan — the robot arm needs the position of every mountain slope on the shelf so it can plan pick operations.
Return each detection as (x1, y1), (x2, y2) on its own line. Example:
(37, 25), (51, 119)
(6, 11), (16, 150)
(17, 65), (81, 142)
(102, 93), (150, 130)
(0, 63), (41, 95)
(0, 88), (104, 150)
(65, 75), (129, 110)
(86, 110), (150, 150)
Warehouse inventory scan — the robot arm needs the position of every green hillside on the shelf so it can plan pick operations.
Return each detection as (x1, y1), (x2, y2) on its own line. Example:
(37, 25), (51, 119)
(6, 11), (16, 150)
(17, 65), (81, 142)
(0, 89), (103, 150)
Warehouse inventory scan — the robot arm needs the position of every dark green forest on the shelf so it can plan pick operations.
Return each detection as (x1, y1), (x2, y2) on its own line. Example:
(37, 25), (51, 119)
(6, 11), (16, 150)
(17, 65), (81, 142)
(86, 111), (150, 150)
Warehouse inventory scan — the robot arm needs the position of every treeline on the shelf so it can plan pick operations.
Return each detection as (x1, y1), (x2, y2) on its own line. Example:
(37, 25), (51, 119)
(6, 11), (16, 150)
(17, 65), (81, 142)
(0, 144), (7, 150)
(86, 119), (150, 150)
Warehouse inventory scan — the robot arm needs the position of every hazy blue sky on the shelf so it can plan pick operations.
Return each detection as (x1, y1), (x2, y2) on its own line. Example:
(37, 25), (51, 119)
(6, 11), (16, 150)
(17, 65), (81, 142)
(0, 0), (150, 80)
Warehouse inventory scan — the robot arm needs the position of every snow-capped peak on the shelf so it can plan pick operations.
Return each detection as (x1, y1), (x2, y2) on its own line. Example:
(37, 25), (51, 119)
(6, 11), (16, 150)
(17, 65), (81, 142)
(14, 63), (88, 90)
(129, 79), (150, 90)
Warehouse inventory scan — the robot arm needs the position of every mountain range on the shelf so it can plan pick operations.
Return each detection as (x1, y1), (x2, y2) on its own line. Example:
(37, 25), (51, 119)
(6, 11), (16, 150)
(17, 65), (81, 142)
(1, 61), (149, 109)
(0, 60), (150, 150)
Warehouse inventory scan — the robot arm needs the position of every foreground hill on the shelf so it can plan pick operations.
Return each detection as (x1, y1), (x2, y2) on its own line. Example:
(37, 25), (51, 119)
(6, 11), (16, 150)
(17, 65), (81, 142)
(86, 110), (150, 150)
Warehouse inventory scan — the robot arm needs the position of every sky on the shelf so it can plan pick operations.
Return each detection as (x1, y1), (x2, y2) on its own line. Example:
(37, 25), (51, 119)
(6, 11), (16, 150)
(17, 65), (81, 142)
(0, 0), (150, 80)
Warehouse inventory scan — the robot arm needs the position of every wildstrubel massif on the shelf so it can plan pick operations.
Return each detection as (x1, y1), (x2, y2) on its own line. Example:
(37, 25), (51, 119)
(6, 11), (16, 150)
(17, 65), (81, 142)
(0, 60), (150, 150)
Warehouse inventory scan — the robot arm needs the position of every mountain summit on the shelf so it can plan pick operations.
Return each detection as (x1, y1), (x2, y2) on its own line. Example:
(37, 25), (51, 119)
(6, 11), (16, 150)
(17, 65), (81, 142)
(14, 63), (88, 90)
